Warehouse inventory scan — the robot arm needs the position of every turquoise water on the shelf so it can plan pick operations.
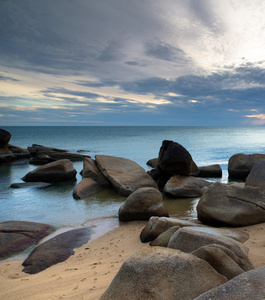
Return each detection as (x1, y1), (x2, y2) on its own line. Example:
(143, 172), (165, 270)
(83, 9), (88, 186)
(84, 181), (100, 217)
(1, 126), (265, 230)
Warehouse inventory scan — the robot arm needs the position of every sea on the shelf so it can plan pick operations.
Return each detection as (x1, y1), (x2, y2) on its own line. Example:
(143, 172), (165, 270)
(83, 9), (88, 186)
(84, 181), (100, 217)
(1, 126), (265, 241)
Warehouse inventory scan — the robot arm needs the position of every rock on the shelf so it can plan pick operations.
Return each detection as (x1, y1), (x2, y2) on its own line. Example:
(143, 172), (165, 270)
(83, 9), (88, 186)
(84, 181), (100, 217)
(194, 164), (222, 178)
(95, 155), (158, 196)
(146, 158), (158, 168)
(22, 227), (92, 274)
(8, 144), (31, 159)
(245, 159), (265, 191)
(22, 159), (77, 183)
(100, 247), (227, 300)
(0, 148), (17, 163)
(197, 182), (265, 226)
(192, 244), (253, 280)
(157, 140), (198, 176)
(0, 129), (11, 146)
(29, 153), (56, 165)
(10, 182), (51, 189)
(27, 144), (68, 155)
(81, 157), (110, 187)
(0, 221), (55, 259)
(167, 227), (249, 261)
(228, 153), (265, 179)
(193, 266), (265, 300)
(140, 216), (200, 243)
(149, 226), (180, 247)
(118, 187), (169, 222)
(164, 175), (212, 198)
(73, 178), (104, 199)
(147, 168), (171, 190)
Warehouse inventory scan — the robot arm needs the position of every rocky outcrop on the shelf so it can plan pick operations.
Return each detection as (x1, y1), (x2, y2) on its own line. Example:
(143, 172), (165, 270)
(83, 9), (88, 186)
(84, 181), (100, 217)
(0, 129), (17, 163)
(73, 178), (104, 199)
(163, 175), (212, 198)
(197, 182), (265, 226)
(0, 221), (55, 259)
(146, 158), (158, 168)
(140, 216), (200, 243)
(194, 267), (265, 300)
(0, 129), (11, 146)
(22, 227), (92, 274)
(157, 140), (198, 176)
(22, 159), (77, 183)
(228, 153), (265, 179)
(194, 164), (222, 178)
(95, 155), (158, 196)
(100, 247), (227, 300)
(119, 187), (168, 222)
(245, 159), (265, 191)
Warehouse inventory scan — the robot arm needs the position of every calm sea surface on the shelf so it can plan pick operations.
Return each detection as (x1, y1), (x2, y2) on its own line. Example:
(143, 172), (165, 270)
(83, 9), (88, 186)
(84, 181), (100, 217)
(1, 126), (265, 234)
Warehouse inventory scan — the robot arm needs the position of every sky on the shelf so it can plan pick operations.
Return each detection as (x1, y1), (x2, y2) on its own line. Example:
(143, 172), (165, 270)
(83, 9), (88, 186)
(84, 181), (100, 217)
(1, 0), (265, 126)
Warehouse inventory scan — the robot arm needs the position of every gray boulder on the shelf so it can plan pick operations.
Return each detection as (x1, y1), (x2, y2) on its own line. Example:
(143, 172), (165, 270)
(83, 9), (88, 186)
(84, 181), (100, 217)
(228, 153), (265, 179)
(22, 227), (92, 274)
(95, 155), (158, 196)
(140, 216), (200, 243)
(0, 221), (55, 259)
(100, 247), (227, 300)
(245, 159), (265, 191)
(0, 128), (11, 146)
(194, 164), (222, 178)
(197, 182), (265, 226)
(73, 178), (104, 199)
(164, 175), (212, 198)
(194, 266), (265, 300)
(118, 187), (169, 222)
(157, 140), (198, 176)
(192, 244), (253, 280)
(22, 159), (77, 183)
(167, 228), (249, 261)
(149, 226), (180, 247)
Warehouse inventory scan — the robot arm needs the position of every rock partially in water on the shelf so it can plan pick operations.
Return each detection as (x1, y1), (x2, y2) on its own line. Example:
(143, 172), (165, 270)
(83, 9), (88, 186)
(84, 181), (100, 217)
(73, 178), (104, 199)
(10, 182), (51, 189)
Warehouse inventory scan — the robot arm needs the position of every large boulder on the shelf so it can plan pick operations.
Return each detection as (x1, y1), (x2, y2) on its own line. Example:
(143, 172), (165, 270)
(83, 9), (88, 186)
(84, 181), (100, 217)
(163, 175), (212, 198)
(149, 226), (180, 247)
(100, 247), (227, 300)
(22, 227), (92, 274)
(192, 244), (253, 280)
(228, 153), (265, 179)
(81, 157), (110, 187)
(194, 164), (222, 178)
(95, 155), (158, 196)
(167, 228), (249, 261)
(140, 216), (200, 243)
(197, 182), (265, 226)
(73, 178), (104, 199)
(118, 187), (169, 222)
(22, 159), (77, 183)
(0, 221), (55, 259)
(0, 129), (11, 146)
(194, 267), (265, 300)
(157, 140), (198, 176)
(245, 159), (265, 191)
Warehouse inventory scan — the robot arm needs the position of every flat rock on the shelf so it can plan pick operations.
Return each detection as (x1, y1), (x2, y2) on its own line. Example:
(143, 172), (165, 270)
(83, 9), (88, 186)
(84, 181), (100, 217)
(194, 164), (222, 178)
(194, 266), (265, 300)
(22, 227), (92, 274)
(10, 182), (51, 189)
(0, 221), (55, 259)
(73, 178), (104, 199)
(95, 155), (158, 196)
(100, 247), (227, 300)
(164, 175), (212, 198)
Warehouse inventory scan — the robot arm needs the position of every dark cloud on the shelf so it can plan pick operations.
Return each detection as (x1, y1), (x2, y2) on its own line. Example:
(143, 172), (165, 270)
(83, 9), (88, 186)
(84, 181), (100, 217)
(0, 74), (19, 81)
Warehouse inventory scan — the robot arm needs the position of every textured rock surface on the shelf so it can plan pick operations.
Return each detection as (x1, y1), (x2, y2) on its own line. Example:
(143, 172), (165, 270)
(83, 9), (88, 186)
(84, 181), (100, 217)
(245, 159), (265, 190)
(73, 178), (104, 199)
(149, 226), (180, 247)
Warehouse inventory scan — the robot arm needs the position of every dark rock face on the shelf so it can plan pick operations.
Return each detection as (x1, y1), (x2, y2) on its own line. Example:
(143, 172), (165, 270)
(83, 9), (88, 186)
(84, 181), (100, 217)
(163, 175), (212, 198)
(245, 159), (265, 191)
(95, 155), (158, 196)
(0, 221), (55, 259)
(0, 129), (11, 147)
(73, 178), (104, 199)
(22, 159), (77, 183)
(228, 153), (265, 179)
(197, 182), (265, 226)
(100, 247), (227, 300)
(118, 187), (169, 222)
(146, 158), (158, 168)
(22, 227), (92, 274)
(195, 164), (222, 178)
(193, 266), (265, 300)
(157, 140), (198, 176)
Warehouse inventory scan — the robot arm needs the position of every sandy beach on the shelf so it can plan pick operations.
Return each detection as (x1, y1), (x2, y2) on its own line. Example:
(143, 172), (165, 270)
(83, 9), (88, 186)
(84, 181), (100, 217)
(0, 220), (265, 300)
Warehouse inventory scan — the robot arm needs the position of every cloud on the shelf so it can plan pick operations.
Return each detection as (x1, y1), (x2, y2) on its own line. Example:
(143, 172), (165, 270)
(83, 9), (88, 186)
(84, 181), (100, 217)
(0, 74), (19, 81)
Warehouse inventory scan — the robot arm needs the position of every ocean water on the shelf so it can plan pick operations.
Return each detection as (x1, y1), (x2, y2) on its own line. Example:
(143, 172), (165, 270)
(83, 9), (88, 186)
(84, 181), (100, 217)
(1, 126), (265, 232)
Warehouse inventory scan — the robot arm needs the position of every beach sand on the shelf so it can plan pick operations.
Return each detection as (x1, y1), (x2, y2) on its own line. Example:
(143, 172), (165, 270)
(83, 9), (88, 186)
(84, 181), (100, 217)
(0, 221), (264, 300)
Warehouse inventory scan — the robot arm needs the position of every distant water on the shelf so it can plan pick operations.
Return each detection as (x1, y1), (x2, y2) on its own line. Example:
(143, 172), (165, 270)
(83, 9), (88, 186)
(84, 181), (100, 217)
(1, 126), (265, 231)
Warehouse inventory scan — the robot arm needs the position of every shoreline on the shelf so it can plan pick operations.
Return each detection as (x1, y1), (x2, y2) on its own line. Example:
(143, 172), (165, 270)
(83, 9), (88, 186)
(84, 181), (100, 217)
(1, 220), (265, 300)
